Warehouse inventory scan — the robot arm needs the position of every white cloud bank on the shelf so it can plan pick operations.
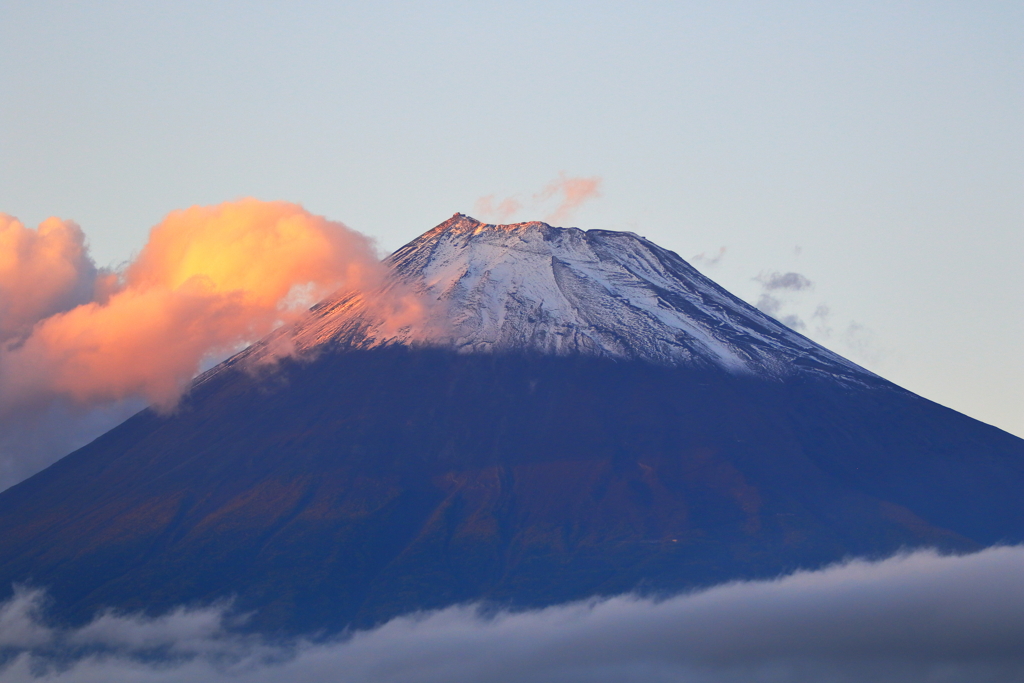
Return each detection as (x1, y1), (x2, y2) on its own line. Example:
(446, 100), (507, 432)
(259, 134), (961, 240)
(2, 546), (1024, 682)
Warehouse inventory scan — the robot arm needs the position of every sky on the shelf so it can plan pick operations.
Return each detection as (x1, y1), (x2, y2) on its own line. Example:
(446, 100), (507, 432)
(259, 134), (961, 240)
(2, 1), (1021, 441)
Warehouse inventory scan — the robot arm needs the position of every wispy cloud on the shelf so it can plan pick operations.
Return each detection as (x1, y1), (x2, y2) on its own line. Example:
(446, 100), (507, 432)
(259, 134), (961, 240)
(473, 174), (603, 226)
(751, 269), (884, 365)
(3, 547), (1024, 682)
(472, 196), (523, 223)
(690, 247), (727, 267)
(755, 271), (813, 292)
(752, 270), (814, 331)
(535, 173), (602, 225)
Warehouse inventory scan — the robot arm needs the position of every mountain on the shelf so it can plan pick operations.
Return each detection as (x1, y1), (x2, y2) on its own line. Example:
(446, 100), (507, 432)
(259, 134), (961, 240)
(244, 214), (869, 378)
(1, 215), (1023, 633)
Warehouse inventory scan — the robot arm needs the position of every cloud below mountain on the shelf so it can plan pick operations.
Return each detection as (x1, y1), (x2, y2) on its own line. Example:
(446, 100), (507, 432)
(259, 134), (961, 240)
(3, 546), (1023, 682)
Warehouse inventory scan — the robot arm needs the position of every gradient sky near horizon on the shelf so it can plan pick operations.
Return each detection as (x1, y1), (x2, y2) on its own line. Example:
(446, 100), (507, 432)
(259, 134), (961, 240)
(2, 1), (1022, 436)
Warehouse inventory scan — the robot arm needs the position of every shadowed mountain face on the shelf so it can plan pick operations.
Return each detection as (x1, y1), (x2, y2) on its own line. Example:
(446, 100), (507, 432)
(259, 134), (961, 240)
(1, 217), (1023, 634)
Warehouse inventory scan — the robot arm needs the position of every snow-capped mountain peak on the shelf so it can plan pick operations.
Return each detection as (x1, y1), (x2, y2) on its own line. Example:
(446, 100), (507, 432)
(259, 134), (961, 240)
(258, 213), (871, 382)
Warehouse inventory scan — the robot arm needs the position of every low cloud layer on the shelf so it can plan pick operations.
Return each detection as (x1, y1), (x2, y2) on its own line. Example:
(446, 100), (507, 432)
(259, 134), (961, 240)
(2, 547), (1024, 682)
(474, 173), (603, 226)
(0, 200), (417, 490)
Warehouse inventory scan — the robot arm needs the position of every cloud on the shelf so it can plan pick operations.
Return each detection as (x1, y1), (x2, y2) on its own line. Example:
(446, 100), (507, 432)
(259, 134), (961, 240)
(0, 215), (102, 345)
(0, 200), (384, 412)
(0, 586), (51, 649)
(0, 200), (425, 491)
(841, 320), (884, 366)
(752, 270), (815, 331)
(690, 247), (726, 267)
(755, 271), (813, 292)
(750, 269), (885, 367)
(754, 292), (808, 330)
(473, 174), (603, 226)
(535, 173), (602, 225)
(755, 293), (782, 316)
(3, 547), (1024, 682)
(473, 196), (522, 223)
(808, 304), (885, 366)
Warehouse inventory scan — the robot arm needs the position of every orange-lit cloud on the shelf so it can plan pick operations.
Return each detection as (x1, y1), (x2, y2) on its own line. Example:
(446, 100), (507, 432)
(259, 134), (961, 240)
(0, 200), (393, 412)
(0, 215), (100, 345)
(126, 201), (379, 308)
(473, 195), (523, 223)
(473, 174), (603, 226)
(535, 173), (602, 225)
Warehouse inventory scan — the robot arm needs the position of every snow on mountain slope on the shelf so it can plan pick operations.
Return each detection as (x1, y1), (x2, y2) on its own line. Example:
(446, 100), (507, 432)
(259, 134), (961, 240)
(239, 214), (874, 382)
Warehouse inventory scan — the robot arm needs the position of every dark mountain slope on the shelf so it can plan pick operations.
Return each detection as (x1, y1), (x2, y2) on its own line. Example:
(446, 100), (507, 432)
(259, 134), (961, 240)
(0, 347), (1021, 633)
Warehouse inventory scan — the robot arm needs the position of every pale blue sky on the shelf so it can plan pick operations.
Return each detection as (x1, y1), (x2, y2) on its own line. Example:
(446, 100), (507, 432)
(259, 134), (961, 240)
(2, 1), (1022, 435)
